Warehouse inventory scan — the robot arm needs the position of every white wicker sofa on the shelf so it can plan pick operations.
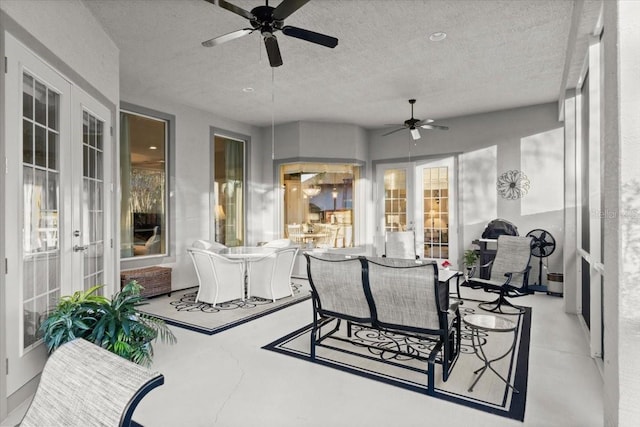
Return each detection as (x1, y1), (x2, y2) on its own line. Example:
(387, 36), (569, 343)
(304, 253), (461, 394)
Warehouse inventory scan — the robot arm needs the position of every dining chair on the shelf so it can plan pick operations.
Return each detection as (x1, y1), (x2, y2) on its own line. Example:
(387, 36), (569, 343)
(247, 247), (298, 302)
(384, 230), (419, 259)
(187, 247), (245, 306)
(263, 238), (293, 248)
(192, 239), (227, 253)
(286, 223), (303, 245)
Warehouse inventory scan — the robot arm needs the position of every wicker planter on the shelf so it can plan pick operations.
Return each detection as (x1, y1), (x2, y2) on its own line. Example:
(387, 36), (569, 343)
(120, 266), (172, 298)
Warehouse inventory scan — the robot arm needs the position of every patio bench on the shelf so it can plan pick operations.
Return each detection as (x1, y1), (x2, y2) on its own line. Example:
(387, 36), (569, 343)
(19, 338), (164, 427)
(304, 253), (461, 394)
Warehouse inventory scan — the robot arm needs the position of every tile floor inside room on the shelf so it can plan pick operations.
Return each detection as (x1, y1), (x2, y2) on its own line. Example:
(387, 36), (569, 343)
(2, 282), (603, 427)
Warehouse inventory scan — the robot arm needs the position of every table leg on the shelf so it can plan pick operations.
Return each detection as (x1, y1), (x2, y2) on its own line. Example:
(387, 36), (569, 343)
(468, 328), (519, 393)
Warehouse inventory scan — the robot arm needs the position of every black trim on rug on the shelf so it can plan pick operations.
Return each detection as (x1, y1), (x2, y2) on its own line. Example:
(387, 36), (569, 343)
(262, 307), (531, 421)
(141, 292), (311, 336)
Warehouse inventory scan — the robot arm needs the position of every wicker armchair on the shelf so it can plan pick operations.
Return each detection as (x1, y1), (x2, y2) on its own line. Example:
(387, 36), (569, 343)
(20, 338), (163, 427)
(247, 247), (298, 301)
(467, 235), (533, 315)
(187, 247), (245, 306)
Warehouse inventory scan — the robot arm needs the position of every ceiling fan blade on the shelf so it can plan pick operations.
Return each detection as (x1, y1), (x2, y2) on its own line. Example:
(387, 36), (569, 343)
(415, 119), (434, 126)
(214, 0), (255, 20)
(273, 0), (311, 21)
(382, 127), (406, 137)
(420, 124), (449, 130)
(282, 26), (338, 48)
(264, 35), (283, 67)
(202, 28), (253, 47)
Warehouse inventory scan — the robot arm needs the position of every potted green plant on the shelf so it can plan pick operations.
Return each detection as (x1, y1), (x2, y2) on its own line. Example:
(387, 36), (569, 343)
(463, 249), (479, 279)
(40, 280), (176, 366)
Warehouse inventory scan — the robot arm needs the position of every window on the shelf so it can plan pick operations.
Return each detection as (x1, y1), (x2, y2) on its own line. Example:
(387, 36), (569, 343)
(213, 135), (245, 246)
(120, 110), (167, 258)
(281, 162), (359, 248)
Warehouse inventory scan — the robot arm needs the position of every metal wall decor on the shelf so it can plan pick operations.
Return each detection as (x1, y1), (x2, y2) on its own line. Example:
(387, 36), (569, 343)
(497, 170), (530, 199)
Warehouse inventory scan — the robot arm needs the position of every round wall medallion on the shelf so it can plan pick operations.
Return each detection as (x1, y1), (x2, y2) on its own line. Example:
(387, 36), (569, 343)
(497, 170), (530, 199)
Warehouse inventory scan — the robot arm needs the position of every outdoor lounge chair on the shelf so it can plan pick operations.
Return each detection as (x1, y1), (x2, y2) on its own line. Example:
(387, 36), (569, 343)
(467, 235), (533, 315)
(20, 338), (163, 427)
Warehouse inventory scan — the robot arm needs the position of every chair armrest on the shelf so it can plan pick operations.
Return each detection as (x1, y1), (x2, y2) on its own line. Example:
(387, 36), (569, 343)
(502, 265), (531, 285)
(480, 259), (494, 269)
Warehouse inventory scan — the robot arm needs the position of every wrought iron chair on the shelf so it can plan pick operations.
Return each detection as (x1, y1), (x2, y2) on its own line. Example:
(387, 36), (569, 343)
(20, 338), (163, 427)
(384, 230), (419, 259)
(467, 235), (533, 315)
(187, 247), (245, 306)
(192, 239), (227, 252)
(247, 247), (298, 302)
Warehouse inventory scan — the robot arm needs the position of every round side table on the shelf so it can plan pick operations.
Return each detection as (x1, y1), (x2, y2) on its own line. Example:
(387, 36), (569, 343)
(463, 313), (519, 393)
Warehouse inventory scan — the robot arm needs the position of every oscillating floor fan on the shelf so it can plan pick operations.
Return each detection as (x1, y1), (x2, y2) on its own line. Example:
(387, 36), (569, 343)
(526, 229), (556, 289)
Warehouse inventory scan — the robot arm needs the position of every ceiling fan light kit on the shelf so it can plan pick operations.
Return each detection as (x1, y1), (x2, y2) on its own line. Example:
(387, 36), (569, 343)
(202, 0), (338, 67)
(382, 99), (450, 140)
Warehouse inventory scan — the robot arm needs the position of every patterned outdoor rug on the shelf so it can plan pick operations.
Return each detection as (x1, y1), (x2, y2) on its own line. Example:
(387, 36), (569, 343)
(263, 300), (531, 421)
(138, 278), (311, 335)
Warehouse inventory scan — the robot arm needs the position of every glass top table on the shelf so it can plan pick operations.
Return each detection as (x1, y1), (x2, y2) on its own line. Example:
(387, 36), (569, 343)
(219, 246), (277, 259)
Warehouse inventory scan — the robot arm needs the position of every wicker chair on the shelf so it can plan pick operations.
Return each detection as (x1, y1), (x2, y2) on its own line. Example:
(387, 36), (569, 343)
(247, 247), (298, 301)
(468, 235), (533, 315)
(364, 257), (461, 384)
(20, 338), (163, 427)
(192, 239), (227, 253)
(263, 238), (293, 248)
(187, 247), (245, 306)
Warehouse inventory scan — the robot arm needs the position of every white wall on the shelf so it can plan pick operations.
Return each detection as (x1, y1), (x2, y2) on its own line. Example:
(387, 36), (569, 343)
(603, 2), (640, 425)
(120, 92), (264, 290)
(369, 103), (565, 275)
(1, 0), (119, 104)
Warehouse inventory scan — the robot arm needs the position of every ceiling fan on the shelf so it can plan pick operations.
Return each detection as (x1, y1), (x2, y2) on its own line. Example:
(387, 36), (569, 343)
(383, 99), (449, 140)
(202, 0), (338, 67)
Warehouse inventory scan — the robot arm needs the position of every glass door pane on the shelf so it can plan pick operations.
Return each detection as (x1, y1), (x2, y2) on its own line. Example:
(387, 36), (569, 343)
(21, 72), (61, 350)
(383, 168), (408, 232)
(422, 166), (450, 260)
(81, 110), (105, 292)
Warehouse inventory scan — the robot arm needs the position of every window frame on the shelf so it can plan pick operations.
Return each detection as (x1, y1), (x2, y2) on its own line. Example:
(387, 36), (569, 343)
(119, 102), (176, 267)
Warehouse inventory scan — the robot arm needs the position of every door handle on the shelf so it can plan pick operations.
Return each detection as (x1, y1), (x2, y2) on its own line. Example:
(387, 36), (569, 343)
(73, 245), (89, 252)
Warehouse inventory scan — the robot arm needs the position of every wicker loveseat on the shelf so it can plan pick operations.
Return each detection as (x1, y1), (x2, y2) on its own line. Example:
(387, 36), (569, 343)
(304, 253), (461, 394)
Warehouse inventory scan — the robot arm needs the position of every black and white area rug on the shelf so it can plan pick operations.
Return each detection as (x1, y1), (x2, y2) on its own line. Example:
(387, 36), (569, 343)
(138, 278), (311, 335)
(263, 301), (531, 421)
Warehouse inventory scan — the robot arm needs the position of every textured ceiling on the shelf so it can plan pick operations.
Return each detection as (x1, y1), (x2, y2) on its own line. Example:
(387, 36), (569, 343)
(83, 0), (595, 129)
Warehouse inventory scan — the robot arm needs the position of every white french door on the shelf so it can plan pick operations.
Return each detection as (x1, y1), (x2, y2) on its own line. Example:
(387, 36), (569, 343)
(4, 34), (112, 394)
(376, 157), (458, 265)
(415, 157), (458, 266)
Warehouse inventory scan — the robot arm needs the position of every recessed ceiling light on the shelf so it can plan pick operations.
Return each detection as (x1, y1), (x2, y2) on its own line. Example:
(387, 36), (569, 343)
(429, 32), (447, 42)
(149, 146), (157, 150)
(242, 87), (255, 93)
